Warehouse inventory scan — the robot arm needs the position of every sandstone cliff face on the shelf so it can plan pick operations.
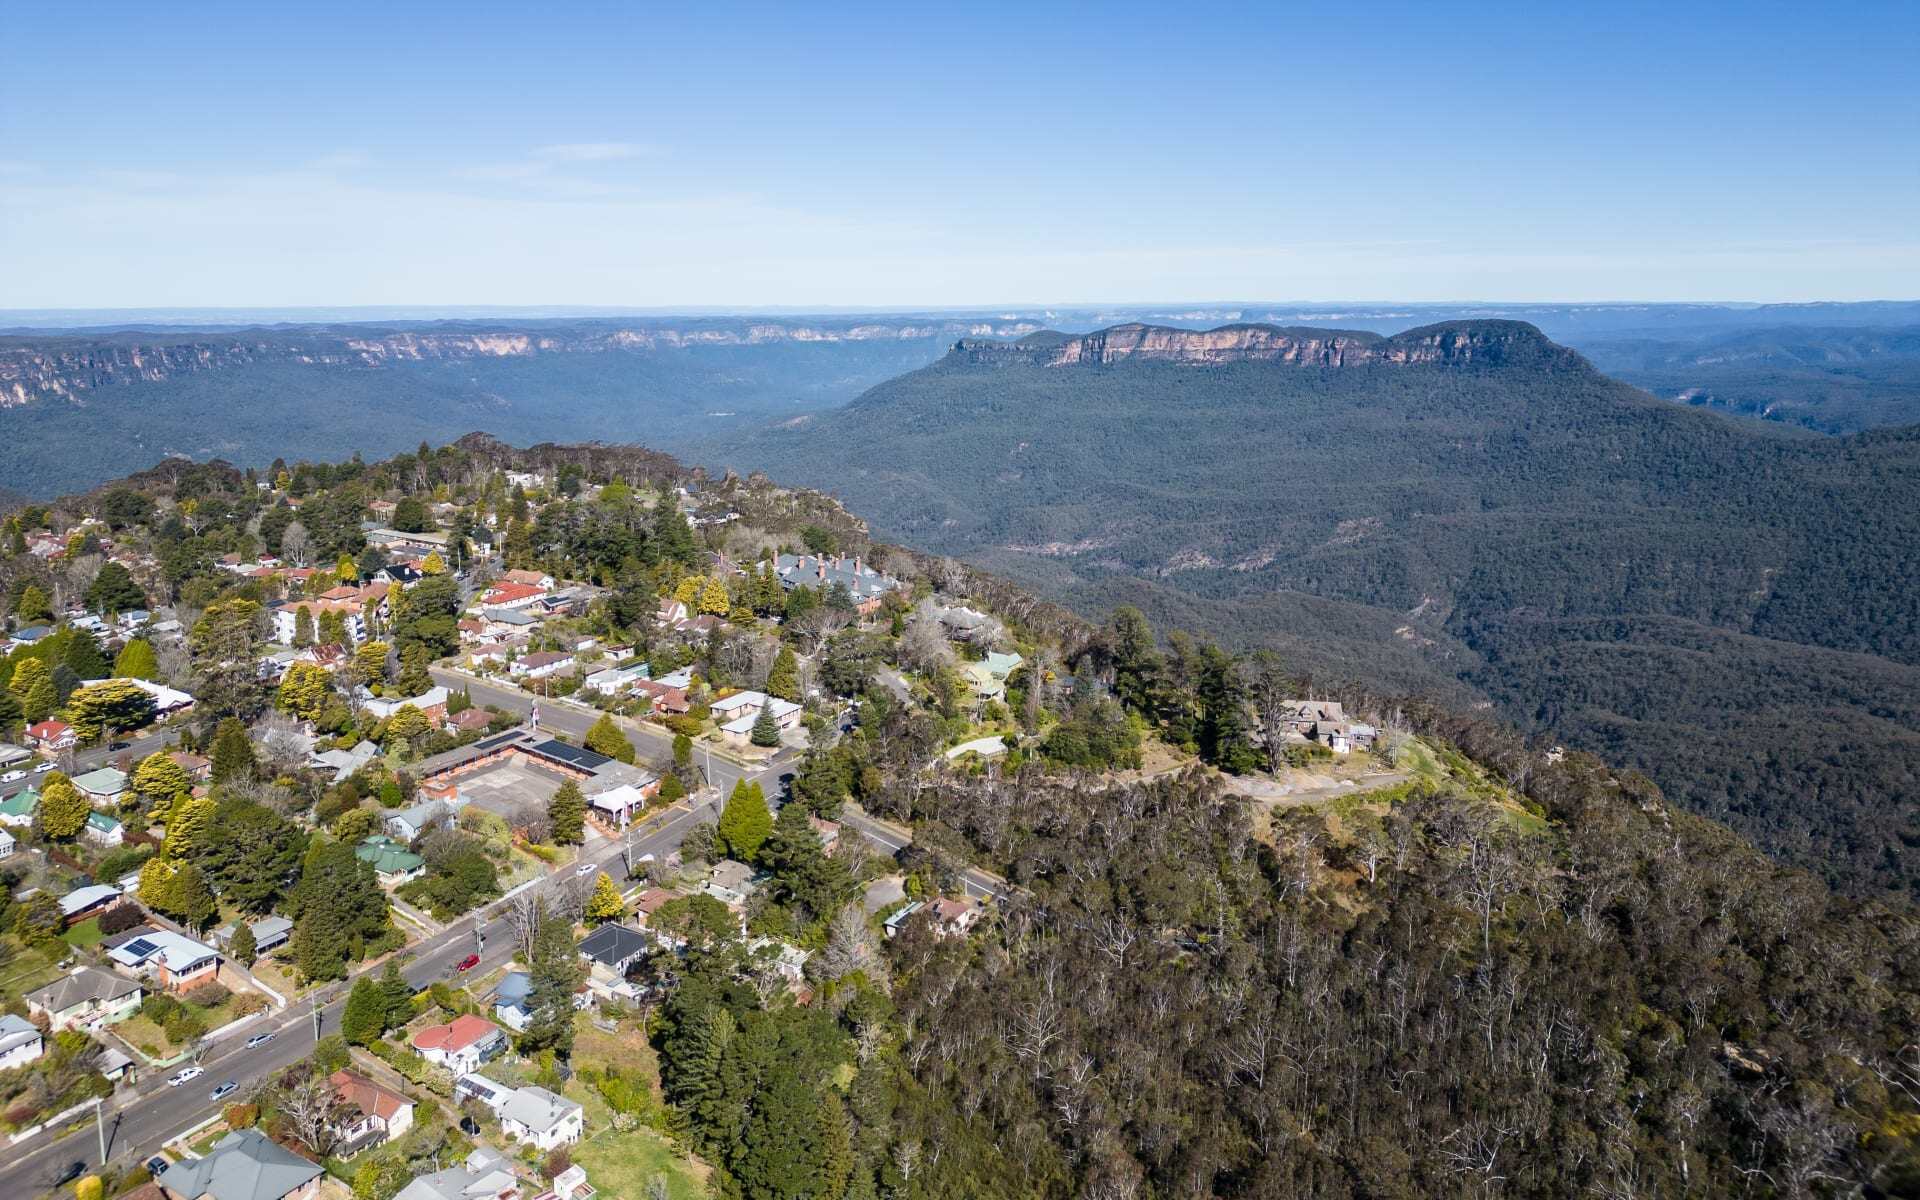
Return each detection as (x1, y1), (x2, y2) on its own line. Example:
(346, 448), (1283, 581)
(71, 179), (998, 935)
(0, 319), (1046, 408)
(950, 320), (1570, 370)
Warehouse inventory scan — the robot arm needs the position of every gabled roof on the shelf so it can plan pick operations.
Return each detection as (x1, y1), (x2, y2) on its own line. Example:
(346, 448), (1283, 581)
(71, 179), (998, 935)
(500, 1083), (582, 1133)
(412, 1013), (502, 1054)
(331, 1069), (412, 1122)
(155, 1128), (322, 1200)
(59, 883), (122, 916)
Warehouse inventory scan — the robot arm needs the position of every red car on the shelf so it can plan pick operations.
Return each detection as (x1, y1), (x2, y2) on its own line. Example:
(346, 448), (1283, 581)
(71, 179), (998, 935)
(455, 954), (480, 972)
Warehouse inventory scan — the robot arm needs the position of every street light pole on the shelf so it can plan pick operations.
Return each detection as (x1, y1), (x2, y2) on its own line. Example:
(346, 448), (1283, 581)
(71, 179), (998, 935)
(94, 1097), (106, 1162)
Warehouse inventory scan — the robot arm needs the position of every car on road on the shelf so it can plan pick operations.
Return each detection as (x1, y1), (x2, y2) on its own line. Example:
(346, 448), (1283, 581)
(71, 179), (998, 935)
(209, 1081), (237, 1102)
(0, 770), (23, 783)
(55, 1161), (87, 1185)
(167, 1066), (203, 1087)
(245, 1032), (275, 1049)
(456, 953), (480, 972)
(574, 861), (597, 877)
(33, 761), (55, 773)
(108, 740), (131, 751)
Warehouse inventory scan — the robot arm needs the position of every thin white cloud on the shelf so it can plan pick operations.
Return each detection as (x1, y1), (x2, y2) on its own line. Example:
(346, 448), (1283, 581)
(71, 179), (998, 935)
(535, 142), (645, 162)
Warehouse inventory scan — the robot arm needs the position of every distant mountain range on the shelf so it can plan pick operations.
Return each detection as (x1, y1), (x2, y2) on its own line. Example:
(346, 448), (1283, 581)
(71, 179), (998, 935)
(1582, 324), (1920, 434)
(0, 316), (1038, 495)
(696, 319), (1920, 901)
(6, 301), (1919, 496)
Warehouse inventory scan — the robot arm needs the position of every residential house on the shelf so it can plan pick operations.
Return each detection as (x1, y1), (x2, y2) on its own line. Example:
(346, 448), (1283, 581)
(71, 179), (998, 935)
(543, 1165), (595, 1200)
(630, 679), (690, 715)
(214, 916), (293, 956)
(501, 568), (556, 591)
(73, 766), (129, 806)
(447, 708), (493, 735)
(362, 685), (450, 724)
(356, 836), (426, 887)
(510, 650), (575, 680)
(577, 924), (649, 1002)
(25, 719), (76, 751)
(310, 739), (380, 782)
(107, 929), (220, 993)
(705, 859), (758, 906)
(961, 652), (1024, 703)
(85, 810), (125, 847)
(0, 787), (35, 828)
(410, 1013), (506, 1074)
(0, 1012), (45, 1070)
(58, 883), (123, 925)
(155, 1128), (324, 1200)
(9, 624), (55, 648)
(883, 901), (925, 939)
(0, 826), (14, 858)
(386, 798), (455, 842)
(366, 527), (452, 556)
(499, 1085), (585, 1152)
(492, 971), (534, 1032)
(452, 1072), (513, 1114)
(772, 553), (904, 615)
(930, 895), (983, 937)
(27, 965), (143, 1032)
(583, 663), (650, 696)
(482, 581), (548, 610)
(329, 1070), (416, 1156)
(394, 1146), (522, 1200)
(632, 888), (678, 928)
(168, 751), (213, 782)
(121, 677), (195, 719)
(586, 780), (658, 828)
(477, 606), (539, 636)
(712, 690), (802, 746)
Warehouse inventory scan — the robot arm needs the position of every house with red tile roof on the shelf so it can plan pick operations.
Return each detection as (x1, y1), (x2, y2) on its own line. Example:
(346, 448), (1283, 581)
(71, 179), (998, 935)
(411, 1013), (506, 1073)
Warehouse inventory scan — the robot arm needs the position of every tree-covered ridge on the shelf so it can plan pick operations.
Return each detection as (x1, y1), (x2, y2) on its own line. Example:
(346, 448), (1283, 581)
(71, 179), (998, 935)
(702, 325), (1920, 899)
(879, 728), (1920, 1199)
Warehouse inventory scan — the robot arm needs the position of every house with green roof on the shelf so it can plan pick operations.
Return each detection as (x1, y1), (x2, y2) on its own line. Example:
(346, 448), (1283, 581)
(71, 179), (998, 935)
(84, 810), (124, 847)
(72, 766), (128, 806)
(962, 651), (1026, 703)
(0, 787), (37, 828)
(356, 835), (425, 888)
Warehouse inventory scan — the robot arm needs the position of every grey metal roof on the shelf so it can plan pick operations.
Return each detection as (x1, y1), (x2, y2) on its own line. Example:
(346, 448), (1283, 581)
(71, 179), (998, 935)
(156, 1128), (323, 1200)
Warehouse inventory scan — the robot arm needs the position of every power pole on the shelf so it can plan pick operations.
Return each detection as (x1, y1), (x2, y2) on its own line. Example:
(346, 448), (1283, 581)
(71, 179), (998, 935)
(311, 995), (323, 1042)
(94, 1097), (106, 1162)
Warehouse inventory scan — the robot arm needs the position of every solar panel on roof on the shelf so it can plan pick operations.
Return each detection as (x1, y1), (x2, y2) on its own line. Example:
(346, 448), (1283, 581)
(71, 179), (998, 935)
(529, 739), (611, 770)
(120, 937), (158, 958)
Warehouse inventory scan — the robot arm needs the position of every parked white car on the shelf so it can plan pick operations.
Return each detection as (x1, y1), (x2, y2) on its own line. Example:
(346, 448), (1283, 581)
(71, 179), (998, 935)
(32, 762), (55, 773)
(167, 1066), (204, 1087)
(0, 770), (24, 783)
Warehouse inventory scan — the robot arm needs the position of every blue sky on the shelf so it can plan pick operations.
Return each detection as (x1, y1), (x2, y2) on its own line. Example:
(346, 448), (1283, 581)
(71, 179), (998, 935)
(3, 0), (1915, 308)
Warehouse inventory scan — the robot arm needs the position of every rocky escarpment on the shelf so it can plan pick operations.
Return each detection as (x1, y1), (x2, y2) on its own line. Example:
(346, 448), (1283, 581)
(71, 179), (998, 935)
(0, 318), (1047, 407)
(949, 319), (1579, 370)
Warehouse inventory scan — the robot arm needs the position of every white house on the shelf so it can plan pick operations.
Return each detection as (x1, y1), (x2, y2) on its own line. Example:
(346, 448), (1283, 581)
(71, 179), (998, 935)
(0, 1013), (45, 1070)
(27, 966), (143, 1032)
(499, 1084), (584, 1151)
(411, 1014), (505, 1074)
(0, 826), (16, 858)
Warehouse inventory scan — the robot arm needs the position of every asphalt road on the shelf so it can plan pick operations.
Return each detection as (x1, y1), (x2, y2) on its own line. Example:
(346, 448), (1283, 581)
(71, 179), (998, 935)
(0, 727), (173, 805)
(2, 793), (714, 1198)
(4, 676), (1005, 1196)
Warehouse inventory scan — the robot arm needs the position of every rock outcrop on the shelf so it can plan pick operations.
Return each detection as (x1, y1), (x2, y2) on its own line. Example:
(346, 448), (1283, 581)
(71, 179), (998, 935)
(949, 319), (1575, 370)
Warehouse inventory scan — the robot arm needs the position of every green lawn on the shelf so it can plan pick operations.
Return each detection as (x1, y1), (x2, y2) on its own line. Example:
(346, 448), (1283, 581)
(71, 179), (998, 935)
(62, 917), (106, 949)
(570, 1126), (707, 1200)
